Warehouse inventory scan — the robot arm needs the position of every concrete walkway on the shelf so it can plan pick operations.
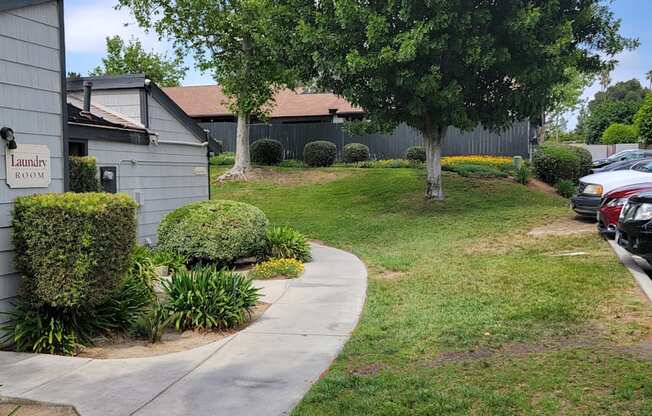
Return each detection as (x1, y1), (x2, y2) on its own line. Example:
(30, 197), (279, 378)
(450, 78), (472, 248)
(0, 244), (367, 416)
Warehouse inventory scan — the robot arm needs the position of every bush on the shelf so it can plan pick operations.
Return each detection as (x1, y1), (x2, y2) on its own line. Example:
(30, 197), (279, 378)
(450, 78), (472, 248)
(250, 258), (304, 280)
(278, 159), (305, 168)
(532, 144), (591, 185)
(151, 249), (187, 274)
(635, 93), (652, 144)
(163, 267), (260, 331)
(343, 143), (370, 163)
(355, 159), (419, 168)
(251, 138), (284, 165)
(261, 226), (312, 262)
(304, 140), (337, 167)
(69, 156), (101, 193)
(131, 303), (171, 343)
(601, 123), (639, 144)
(556, 179), (577, 198)
(210, 152), (235, 166)
(405, 146), (426, 163)
(13, 193), (138, 308)
(158, 200), (269, 266)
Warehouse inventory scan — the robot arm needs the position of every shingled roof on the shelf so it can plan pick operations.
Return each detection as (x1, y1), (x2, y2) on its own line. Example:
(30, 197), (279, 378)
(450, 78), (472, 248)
(163, 85), (364, 119)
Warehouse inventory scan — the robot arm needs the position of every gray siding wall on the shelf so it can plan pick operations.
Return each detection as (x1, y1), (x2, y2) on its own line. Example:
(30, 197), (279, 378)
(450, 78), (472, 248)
(84, 88), (208, 243)
(0, 1), (64, 320)
(148, 96), (199, 144)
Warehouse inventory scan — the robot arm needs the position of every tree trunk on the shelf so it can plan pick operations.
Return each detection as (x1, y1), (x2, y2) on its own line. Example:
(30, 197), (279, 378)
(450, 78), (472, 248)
(424, 127), (446, 200)
(218, 112), (251, 181)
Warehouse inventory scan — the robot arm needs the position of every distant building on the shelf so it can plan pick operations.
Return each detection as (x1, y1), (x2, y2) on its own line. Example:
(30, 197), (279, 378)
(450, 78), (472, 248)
(163, 85), (365, 125)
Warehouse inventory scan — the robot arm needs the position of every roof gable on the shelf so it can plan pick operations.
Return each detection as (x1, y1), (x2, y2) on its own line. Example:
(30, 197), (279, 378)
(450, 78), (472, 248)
(0, 0), (54, 13)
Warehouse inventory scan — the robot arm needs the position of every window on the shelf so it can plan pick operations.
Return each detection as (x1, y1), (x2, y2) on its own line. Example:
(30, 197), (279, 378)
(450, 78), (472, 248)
(69, 140), (88, 157)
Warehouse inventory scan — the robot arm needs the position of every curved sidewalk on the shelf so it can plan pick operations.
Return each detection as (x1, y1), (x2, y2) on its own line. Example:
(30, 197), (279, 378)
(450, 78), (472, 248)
(0, 243), (367, 416)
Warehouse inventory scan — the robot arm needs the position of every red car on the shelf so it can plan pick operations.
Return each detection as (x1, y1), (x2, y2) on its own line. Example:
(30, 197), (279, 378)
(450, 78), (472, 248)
(598, 182), (652, 238)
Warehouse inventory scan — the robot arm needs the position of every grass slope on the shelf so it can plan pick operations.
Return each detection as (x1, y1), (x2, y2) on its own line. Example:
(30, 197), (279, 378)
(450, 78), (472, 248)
(213, 167), (652, 415)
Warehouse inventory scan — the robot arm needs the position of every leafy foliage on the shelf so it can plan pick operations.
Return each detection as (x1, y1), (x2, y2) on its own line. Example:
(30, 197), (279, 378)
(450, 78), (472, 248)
(405, 146), (426, 163)
(250, 258), (304, 280)
(634, 93), (652, 145)
(13, 193), (138, 308)
(516, 165), (531, 185)
(443, 164), (508, 178)
(69, 156), (102, 193)
(304, 140), (337, 167)
(556, 179), (577, 198)
(532, 144), (592, 185)
(581, 98), (643, 144)
(251, 138), (284, 165)
(342, 143), (370, 163)
(162, 267), (260, 331)
(131, 303), (172, 343)
(303, 0), (635, 197)
(601, 123), (639, 144)
(210, 152), (235, 166)
(261, 226), (312, 262)
(150, 249), (188, 274)
(89, 35), (186, 87)
(158, 200), (269, 266)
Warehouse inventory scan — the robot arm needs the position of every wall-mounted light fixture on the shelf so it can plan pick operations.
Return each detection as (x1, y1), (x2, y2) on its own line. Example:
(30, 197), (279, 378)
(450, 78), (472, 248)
(1, 127), (17, 150)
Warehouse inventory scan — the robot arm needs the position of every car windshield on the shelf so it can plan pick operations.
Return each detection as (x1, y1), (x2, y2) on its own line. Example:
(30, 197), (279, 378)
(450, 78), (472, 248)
(606, 150), (634, 161)
(633, 161), (652, 173)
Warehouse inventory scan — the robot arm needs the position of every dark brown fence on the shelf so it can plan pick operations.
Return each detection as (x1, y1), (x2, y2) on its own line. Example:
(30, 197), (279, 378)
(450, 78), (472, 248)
(202, 121), (532, 159)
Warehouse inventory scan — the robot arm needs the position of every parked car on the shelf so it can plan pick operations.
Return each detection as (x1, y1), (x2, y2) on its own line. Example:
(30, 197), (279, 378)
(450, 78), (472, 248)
(617, 192), (652, 262)
(571, 168), (652, 218)
(597, 182), (652, 238)
(590, 158), (652, 174)
(592, 149), (652, 169)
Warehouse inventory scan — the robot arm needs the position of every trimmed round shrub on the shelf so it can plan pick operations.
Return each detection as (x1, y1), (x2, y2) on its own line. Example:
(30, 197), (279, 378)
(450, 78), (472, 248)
(343, 143), (370, 163)
(69, 156), (101, 193)
(532, 144), (591, 185)
(304, 140), (337, 167)
(12, 193), (138, 308)
(251, 138), (283, 165)
(601, 123), (638, 144)
(157, 200), (269, 265)
(635, 93), (652, 144)
(405, 146), (426, 163)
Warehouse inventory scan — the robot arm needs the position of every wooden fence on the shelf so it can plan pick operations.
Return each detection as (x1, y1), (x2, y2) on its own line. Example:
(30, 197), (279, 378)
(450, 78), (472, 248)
(201, 121), (532, 159)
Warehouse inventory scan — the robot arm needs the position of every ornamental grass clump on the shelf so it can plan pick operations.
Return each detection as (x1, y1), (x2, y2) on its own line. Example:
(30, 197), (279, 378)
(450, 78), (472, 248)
(162, 267), (260, 331)
(261, 226), (312, 262)
(250, 258), (304, 280)
(158, 200), (269, 266)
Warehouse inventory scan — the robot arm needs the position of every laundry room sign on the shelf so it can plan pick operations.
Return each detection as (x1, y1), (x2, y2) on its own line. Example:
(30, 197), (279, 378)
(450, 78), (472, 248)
(5, 144), (51, 188)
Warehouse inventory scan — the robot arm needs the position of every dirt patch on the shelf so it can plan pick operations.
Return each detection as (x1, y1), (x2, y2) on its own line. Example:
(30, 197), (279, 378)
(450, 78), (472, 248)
(217, 167), (351, 187)
(528, 217), (597, 237)
(79, 303), (269, 359)
(527, 178), (560, 197)
(0, 399), (78, 416)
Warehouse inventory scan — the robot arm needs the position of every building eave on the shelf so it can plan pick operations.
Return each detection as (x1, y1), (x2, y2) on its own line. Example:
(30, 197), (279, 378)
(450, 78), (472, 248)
(0, 0), (53, 12)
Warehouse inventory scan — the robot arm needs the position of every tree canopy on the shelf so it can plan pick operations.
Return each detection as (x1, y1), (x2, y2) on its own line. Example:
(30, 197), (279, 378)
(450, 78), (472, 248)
(90, 35), (187, 87)
(117, 0), (311, 177)
(303, 0), (637, 199)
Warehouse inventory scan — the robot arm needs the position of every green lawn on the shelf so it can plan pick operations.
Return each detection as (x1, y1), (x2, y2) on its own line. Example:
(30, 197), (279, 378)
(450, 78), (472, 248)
(213, 167), (652, 415)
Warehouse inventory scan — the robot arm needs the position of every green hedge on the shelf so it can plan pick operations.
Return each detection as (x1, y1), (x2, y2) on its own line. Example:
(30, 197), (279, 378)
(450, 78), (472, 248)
(405, 146), (426, 162)
(13, 193), (138, 308)
(157, 200), (269, 266)
(251, 138), (284, 165)
(304, 140), (337, 167)
(69, 156), (102, 193)
(532, 144), (592, 185)
(342, 143), (370, 163)
(635, 93), (652, 144)
(601, 123), (638, 144)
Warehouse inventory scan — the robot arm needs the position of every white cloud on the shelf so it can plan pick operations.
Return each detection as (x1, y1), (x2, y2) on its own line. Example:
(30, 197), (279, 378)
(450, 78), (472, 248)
(65, 0), (167, 54)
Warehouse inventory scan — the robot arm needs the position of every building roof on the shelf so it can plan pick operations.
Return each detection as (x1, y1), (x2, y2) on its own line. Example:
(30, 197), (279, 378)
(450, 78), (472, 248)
(67, 74), (208, 142)
(163, 85), (364, 119)
(67, 95), (146, 132)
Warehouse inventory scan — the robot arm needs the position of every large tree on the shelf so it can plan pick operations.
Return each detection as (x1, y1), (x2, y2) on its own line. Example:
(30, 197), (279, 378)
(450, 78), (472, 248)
(117, 0), (310, 179)
(303, 0), (636, 199)
(90, 35), (187, 87)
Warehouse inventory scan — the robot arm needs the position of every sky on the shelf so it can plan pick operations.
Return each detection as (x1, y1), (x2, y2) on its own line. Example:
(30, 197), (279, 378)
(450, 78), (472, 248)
(64, 0), (652, 129)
